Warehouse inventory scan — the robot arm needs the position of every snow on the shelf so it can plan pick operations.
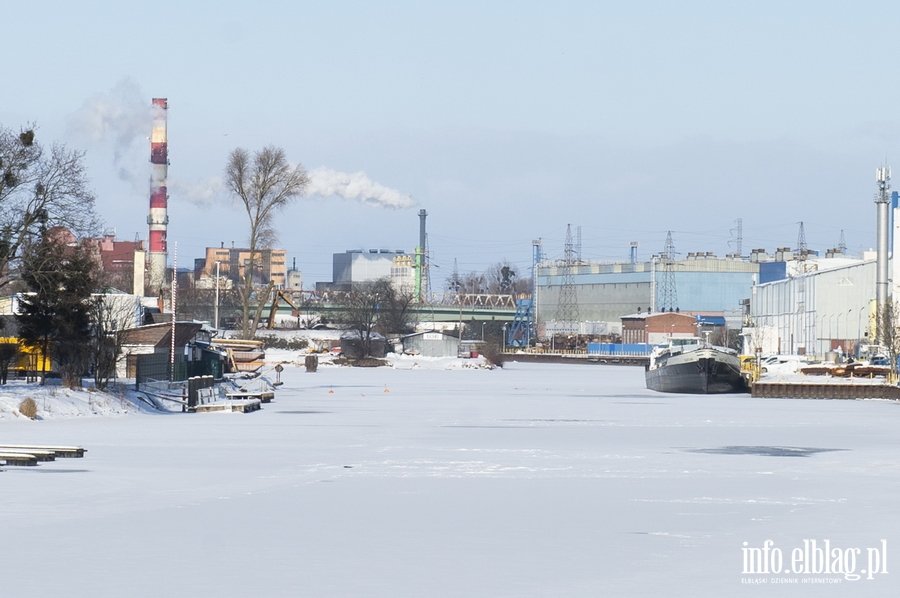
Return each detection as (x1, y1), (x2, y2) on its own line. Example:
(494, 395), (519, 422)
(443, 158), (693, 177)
(0, 380), (150, 419)
(3, 362), (900, 596)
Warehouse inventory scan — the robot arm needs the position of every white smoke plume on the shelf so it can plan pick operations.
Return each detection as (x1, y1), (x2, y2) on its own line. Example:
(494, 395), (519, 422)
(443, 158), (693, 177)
(306, 167), (415, 209)
(69, 78), (148, 170)
(167, 177), (224, 207)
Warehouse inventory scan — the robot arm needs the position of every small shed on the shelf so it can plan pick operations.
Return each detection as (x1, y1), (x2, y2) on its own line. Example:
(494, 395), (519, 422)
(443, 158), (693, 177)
(119, 322), (223, 381)
(401, 331), (460, 357)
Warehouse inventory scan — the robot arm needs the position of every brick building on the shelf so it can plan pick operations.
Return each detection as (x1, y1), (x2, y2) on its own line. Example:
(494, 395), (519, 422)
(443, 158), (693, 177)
(620, 312), (697, 345)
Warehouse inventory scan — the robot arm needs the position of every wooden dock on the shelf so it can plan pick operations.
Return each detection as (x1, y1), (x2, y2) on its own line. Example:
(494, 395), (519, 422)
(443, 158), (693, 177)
(225, 391), (274, 403)
(751, 382), (900, 400)
(195, 399), (261, 413)
(0, 445), (86, 469)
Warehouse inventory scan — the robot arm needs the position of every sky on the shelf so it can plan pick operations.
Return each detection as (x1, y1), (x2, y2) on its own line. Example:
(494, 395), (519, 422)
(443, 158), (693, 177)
(3, 1), (900, 287)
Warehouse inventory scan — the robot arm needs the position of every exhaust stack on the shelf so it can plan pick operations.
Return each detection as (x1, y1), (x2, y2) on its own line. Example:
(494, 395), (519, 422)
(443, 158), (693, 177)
(415, 209), (427, 303)
(148, 98), (169, 292)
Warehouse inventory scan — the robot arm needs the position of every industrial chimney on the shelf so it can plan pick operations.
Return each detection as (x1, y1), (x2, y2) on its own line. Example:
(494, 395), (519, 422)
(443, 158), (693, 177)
(415, 209), (428, 303)
(148, 98), (169, 292)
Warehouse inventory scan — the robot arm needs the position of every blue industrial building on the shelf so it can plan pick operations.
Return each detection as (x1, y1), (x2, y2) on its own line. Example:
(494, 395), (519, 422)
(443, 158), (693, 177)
(535, 255), (758, 333)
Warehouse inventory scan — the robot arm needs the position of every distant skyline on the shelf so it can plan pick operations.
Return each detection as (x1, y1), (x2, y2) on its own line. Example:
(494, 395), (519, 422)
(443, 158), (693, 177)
(3, 1), (900, 287)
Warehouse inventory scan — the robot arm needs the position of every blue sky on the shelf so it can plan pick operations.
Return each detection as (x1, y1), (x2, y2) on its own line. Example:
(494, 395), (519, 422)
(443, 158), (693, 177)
(2, 1), (899, 286)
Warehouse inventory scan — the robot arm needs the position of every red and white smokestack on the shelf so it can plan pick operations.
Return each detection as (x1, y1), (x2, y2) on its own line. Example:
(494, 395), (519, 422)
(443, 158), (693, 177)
(148, 98), (169, 291)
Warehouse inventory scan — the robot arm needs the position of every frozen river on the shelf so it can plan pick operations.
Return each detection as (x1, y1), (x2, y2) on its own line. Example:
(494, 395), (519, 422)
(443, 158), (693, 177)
(3, 362), (899, 596)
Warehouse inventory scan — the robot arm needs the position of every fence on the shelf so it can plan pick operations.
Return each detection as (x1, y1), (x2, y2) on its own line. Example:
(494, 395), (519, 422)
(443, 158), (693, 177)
(586, 343), (654, 356)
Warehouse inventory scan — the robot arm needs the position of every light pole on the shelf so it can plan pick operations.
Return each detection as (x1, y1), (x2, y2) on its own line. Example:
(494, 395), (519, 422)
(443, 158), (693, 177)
(501, 323), (507, 352)
(481, 322), (486, 341)
(213, 261), (220, 329)
(835, 308), (850, 358)
(857, 305), (867, 358)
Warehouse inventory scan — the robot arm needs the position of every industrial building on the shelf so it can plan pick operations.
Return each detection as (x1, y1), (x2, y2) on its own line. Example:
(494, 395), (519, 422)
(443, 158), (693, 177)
(317, 249), (408, 291)
(620, 312), (698, 345)
(194, 246), (287, 289)
(746, 168), (900, 358)
(535, 254), (757, 335)
(748, 256), (875, 356)
(83, 233), (146, 295)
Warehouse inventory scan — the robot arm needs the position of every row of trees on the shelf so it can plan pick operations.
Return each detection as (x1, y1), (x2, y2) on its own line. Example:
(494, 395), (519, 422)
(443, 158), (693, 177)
(445, 260), (530, 296)
(1, 124), (133, 389)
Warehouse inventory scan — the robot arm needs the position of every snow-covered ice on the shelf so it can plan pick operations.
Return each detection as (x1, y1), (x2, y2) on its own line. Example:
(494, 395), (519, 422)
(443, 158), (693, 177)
(3, 362), (900, 596)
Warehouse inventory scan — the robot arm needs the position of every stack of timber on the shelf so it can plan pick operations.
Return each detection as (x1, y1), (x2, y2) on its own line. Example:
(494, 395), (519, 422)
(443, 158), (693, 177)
(212, 338), (266, 373)
(751, 360), (899, 399)
(799, 362), (890, 378)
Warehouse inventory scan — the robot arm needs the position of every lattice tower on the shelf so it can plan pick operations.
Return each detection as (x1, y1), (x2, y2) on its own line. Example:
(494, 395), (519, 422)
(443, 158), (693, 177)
(556, 224), (580, 332)
(657, 231), (678, 312)
(729, 218), (743, 257)
(576, 225), (582, 263)
(797, 221), (807, 258)
(449, 258), (460, 294)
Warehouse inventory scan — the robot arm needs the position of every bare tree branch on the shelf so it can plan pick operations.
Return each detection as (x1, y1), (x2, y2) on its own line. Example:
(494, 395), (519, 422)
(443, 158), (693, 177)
(0, 125), (99, 290)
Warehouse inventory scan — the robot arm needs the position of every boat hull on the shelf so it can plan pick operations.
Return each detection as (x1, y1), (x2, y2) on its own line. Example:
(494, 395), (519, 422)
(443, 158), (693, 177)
(645, 348), (746, 394)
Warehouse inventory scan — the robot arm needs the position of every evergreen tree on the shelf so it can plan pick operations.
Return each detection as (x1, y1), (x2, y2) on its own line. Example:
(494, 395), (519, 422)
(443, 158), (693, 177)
(16, 237), (97, 387)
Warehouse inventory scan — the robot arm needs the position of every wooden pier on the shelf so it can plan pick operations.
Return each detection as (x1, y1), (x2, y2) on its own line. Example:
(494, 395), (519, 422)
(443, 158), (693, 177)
(195, 399), (261, 413)
(0, 445), (86, 470)
(226, 391), (274, 403)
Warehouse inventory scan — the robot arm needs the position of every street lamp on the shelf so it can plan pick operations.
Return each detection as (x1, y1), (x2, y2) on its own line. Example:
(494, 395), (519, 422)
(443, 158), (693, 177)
(857, 305), (867, 358)
(835, 308), (851, 358)
(481, 322), (487, 341)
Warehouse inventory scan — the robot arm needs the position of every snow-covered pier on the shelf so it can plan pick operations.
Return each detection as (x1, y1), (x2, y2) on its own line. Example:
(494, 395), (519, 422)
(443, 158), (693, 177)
(195, 399), (261, 413)
(0, 445), (87, 468)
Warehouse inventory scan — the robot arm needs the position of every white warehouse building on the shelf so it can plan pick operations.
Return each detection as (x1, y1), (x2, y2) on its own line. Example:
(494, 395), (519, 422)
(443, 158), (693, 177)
(748, 257), (876, 357)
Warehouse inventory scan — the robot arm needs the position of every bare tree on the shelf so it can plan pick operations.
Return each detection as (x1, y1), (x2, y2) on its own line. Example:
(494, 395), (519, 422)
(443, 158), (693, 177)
(484, 260), (530, 295)
(335, 281), (389, 361)
(224, 146), (309, 338)
(877, 302), (900, 383)
(333, 279), (414, 359)
(0, 125), (99, 289)
(377, 282), (417, 335)
(90, 293), (140, 391)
